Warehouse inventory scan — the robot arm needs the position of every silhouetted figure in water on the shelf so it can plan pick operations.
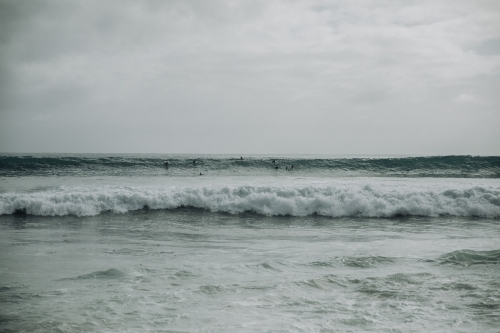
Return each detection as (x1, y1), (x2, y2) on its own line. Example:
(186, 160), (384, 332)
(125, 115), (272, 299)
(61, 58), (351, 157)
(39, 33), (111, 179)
(240, 156), (243, 160)
(291, 165), (293, 169)
(193, 159), (196, 164)
(199, 172), (202, 175)
(286, 166), (288, 170)
(164, 162), (169, 168)
(272, 159), (276, 163)
(275, 166), (279, 170)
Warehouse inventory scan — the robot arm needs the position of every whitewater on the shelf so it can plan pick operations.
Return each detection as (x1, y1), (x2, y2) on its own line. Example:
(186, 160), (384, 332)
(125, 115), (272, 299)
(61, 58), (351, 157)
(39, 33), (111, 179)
(1, 154), (499, 332)
(1, 178), (500, 218)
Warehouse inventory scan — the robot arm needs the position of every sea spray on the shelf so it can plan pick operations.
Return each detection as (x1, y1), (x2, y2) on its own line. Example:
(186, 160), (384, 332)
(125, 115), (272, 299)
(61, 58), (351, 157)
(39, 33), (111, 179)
(2, 182), (499, 217)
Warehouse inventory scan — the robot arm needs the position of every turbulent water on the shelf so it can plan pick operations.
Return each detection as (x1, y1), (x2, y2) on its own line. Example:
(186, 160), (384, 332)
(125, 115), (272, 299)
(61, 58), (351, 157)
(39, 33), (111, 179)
(1, 154), (499, 332)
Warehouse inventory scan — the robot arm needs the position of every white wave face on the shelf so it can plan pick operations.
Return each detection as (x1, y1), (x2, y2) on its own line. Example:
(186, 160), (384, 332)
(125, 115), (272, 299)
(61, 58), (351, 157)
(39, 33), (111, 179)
(1, 181), (500, 218)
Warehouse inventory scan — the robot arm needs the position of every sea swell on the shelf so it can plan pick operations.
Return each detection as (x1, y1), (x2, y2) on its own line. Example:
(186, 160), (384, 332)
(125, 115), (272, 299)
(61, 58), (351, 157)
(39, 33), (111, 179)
(1, 154), (499, 178)
(1, 183), (499, 218)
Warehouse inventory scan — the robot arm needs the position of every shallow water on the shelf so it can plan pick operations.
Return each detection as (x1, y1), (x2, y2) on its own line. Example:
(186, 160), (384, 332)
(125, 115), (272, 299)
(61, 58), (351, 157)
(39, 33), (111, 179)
(1, 210), (499, 332)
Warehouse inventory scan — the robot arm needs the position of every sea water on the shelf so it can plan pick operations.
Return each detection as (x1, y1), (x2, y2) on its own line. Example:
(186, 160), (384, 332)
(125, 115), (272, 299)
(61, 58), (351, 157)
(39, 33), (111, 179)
(0, 154), (499, 332)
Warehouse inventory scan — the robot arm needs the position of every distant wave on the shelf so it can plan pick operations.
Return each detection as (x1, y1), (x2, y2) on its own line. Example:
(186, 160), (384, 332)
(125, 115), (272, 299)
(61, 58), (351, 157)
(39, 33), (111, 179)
(0, 155), (499, 178)
(1, 183), (499, 218)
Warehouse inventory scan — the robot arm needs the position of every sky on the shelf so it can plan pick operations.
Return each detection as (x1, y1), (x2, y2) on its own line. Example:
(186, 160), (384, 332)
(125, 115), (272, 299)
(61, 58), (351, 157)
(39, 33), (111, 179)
(1, 0), (499, 155)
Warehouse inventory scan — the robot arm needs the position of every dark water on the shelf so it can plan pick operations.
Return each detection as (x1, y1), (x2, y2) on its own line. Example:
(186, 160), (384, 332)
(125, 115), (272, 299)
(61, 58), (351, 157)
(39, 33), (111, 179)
(1, 154), (499, 178)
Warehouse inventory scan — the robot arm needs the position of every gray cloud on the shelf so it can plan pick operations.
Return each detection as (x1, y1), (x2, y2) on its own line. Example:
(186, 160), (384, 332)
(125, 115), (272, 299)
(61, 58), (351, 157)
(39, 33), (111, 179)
(474, 38), (500, 55)
(1, 0), (499, 154)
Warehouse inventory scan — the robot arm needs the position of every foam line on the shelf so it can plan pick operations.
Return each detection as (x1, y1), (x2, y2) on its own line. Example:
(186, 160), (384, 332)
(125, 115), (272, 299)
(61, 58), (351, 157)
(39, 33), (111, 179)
(1, 183), (499, 218)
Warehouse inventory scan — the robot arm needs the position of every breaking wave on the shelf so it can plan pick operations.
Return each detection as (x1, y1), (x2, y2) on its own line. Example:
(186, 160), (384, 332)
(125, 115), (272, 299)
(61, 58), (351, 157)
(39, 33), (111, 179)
(1, 183), (499, 218)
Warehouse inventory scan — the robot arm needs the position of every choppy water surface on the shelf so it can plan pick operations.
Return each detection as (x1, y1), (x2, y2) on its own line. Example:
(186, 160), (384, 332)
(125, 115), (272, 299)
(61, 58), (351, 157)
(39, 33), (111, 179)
(1, 154), (499, 178)
(1, 154), (499, 332)
(1, 211), (499, 332)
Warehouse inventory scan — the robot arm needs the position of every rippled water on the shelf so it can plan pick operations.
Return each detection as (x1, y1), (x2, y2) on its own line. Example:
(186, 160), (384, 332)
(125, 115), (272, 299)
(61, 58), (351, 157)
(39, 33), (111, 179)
(1, 154), (499, 331)
(1, 210), (499, 332)
(1, 154), (499, 178)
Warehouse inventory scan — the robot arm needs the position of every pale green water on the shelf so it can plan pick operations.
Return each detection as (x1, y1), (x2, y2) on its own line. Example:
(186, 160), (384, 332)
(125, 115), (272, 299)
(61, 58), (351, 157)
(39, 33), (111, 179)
(1, 210), (499, 332)
(1, 154), (499, 332)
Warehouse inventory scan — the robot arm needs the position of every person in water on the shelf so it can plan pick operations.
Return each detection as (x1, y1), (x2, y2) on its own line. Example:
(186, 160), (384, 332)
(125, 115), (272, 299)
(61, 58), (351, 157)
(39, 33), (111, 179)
(164, 162), (169, 168)
(193, 159), (196, 164)
(240, 156), (243, 160)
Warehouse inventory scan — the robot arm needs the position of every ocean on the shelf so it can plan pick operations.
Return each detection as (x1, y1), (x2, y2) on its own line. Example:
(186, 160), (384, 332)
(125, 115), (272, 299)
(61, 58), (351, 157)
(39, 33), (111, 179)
(1, 154), (499, 332)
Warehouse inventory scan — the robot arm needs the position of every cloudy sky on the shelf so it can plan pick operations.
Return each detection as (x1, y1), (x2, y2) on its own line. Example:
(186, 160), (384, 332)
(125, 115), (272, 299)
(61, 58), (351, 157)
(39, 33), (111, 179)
(1, 0), (499, 154)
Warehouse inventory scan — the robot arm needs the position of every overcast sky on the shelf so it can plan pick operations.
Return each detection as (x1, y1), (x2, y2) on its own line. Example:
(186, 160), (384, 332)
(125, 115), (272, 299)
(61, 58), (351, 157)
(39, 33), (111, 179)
(1, 0), (499, 154)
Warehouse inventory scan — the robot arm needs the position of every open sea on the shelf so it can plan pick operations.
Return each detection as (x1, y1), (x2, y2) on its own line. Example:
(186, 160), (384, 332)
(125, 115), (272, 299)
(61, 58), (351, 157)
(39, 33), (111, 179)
(1, 154), (499, 332)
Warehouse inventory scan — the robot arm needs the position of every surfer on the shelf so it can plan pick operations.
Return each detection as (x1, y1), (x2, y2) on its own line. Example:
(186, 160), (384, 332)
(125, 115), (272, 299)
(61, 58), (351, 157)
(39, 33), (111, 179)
(272, 159), (276, 163)
(193, 159), (196, 164)
(240, 156), (244, 160)
(164, 162), (169, 168)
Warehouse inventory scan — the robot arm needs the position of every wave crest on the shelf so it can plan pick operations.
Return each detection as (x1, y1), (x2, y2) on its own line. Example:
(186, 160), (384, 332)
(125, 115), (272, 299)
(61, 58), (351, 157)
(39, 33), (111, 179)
(1, 183), (499, 218)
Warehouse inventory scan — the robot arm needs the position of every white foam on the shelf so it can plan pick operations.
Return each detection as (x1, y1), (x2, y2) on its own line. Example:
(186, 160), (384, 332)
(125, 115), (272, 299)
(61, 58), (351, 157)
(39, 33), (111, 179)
(1, 180), (499, 218)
